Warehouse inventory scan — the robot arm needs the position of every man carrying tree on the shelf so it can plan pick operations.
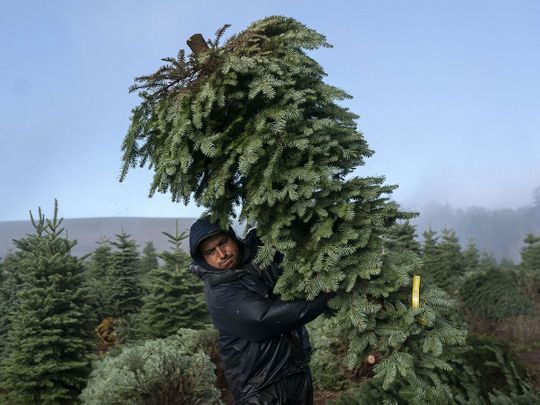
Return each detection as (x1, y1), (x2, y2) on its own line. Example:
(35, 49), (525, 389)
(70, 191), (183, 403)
(121, 17), (468, 403)
(189, 216), (331, 404)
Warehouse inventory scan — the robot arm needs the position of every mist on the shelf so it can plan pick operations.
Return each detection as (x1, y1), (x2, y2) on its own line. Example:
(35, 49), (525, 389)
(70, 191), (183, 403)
(409, 187), (540, 261)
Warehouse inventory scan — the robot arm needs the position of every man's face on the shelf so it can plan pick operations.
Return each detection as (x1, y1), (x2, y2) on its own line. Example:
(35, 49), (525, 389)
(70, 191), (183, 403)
(199, 233), (240, 270)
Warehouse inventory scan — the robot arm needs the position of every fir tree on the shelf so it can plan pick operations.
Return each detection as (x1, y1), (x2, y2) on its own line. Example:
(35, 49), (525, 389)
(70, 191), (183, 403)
(120, 17), (466, 400)
(384, 220), (421, 255)
(136, 223), (209, 339)
(478, 252), (498, 273)
(0, 258), (8, 358)
(459, 265), (533, 321)
(0, 254), (21, 360)
(423, 228), (464, 294)
(520, 233), (540, 295)
(499, 257), (517, 272)
(84, 238), (115, 322)
(0, 202), (91, 404)
(420, 228), (440, 279)
(107, 231), (142, 318)
(462, 240), (480, 275)
(139, 241), (159, 295)
(140, 241), (159, 276)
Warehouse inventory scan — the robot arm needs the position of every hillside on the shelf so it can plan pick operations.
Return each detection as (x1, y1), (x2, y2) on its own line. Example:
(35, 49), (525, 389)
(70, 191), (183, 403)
(2, 203), (539, 261)
(0, 217), (198, 258)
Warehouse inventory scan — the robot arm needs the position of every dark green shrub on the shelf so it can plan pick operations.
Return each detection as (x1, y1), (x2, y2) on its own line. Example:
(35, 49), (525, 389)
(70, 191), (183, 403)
(459, 268), (533, 321)
(441, 335), (539, 404)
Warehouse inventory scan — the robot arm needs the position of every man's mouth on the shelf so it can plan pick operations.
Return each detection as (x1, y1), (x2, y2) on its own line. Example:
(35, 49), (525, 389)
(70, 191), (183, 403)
(221, 257), (232, 265)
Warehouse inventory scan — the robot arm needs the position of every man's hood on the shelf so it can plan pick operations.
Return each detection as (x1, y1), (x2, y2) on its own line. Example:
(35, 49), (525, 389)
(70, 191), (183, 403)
(189, 217), (255, 275)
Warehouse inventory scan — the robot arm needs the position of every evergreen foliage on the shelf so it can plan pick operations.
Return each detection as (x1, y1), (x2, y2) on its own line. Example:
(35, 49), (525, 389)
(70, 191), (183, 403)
(439, 335), (539, 404)
(520, 233), (540, 294)
(107, 231), (142, 318)
(431, 229), (464, 294)
(0, 257), (5, 353)
(330, 335), (540, 404)
(384, 220), (421, 255)
(459, 266), (533, 321)
(498, 257), (517, 272)
(420, 228), (440, 280)
(308, 315), (351, 391)
(0, 202), (91, 404)
(84, 238), (115, 322)
(119, 16), (467, 398)
(80, 329), (222, 405)
(478, 252), (499, 273)
(462, 241), (480, 275)
(140, 241), (159, 288)
(136, 223), (209, 339)
(0, 253), (20, 358)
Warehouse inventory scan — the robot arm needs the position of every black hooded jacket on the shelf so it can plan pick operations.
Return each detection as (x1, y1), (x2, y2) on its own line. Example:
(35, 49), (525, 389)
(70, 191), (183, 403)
(189, 218), (329, 403)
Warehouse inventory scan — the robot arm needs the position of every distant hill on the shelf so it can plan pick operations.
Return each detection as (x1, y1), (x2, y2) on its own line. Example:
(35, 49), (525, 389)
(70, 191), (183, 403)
(2, 204), (539, 262)
(0, 217), (199, 259)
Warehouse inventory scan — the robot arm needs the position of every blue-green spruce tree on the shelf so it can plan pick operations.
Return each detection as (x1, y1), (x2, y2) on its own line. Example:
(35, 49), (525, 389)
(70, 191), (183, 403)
(83, 238), (115, 324)
(136, 223), (209, 339)
(107, 231), (142, 318)
(0, 202), (91, 404)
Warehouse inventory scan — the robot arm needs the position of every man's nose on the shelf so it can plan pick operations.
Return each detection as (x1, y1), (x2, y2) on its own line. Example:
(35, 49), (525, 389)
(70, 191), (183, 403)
(216, 246), (226, 257)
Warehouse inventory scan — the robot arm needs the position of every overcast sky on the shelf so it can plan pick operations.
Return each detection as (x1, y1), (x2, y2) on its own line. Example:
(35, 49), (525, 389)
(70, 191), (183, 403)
(1, 0), (539, 221)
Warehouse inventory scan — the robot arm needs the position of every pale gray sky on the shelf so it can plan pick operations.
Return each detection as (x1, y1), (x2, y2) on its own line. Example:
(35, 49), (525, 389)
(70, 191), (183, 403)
(1, 0), (539, 221)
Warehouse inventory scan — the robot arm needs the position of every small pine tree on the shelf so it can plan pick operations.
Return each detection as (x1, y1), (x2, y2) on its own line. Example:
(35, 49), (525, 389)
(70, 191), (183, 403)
(0, 257), (4, 342)
(84, 238), (115, 322)
(520, 233), (540, 294)
(0, 201), (91, 404)
(139, 241), (159, 296)
(0, 258), (6, 360)
(420, 228), (440, 280)
(499, 257), (517, 272)
(136, 222), (209, 339)
(384, 220), (421, 254)
(140, 241), (159, 276)
(478, 252), (498, 272)
(459, 266), (533, 321)
(423, 228), (464, 294)
(107, 231), (142, 318)
(0, 254), (19, 358)
(462, 240), (480, 275)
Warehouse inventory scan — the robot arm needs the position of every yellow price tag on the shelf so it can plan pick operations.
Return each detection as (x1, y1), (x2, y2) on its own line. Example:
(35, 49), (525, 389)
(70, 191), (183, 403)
(412, 275), (421, 309)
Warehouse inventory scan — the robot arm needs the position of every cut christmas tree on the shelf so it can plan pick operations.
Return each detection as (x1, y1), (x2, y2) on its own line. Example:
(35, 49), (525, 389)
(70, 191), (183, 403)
(121, 16), (466, 401)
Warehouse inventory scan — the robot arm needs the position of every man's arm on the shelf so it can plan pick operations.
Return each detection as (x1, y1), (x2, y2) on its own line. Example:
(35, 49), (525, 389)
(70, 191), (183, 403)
(207, 285), (330, 342)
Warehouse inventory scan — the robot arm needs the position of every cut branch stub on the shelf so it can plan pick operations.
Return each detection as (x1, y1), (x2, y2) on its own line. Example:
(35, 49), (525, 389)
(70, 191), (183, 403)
(187, 33), (210, 55)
